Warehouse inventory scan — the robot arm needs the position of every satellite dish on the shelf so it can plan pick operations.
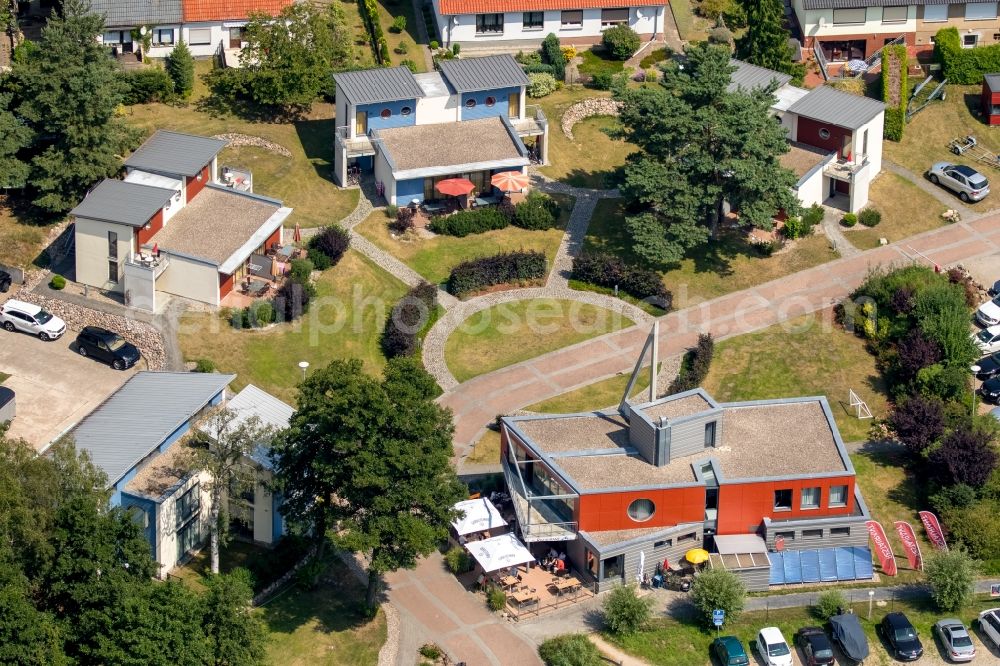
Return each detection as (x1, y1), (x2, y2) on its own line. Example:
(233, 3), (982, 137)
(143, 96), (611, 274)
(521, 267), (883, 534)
(140, 26), (147, 35)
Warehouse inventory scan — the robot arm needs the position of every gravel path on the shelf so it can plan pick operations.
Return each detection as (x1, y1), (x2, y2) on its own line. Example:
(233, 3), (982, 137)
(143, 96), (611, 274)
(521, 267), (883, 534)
(820, 205), (861, 258)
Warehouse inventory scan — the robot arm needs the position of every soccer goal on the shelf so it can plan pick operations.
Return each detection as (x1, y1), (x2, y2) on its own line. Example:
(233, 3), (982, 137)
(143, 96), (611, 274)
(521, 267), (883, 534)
(849, 389), (873, 419)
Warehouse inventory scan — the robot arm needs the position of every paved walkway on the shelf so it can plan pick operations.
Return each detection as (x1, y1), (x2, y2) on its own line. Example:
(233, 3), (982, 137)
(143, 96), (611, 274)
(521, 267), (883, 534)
(820, 205), (862, 258)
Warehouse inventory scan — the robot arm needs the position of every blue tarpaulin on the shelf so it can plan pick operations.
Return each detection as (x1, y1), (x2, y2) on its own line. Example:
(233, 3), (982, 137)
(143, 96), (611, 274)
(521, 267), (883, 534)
(769, 546), (873, 585)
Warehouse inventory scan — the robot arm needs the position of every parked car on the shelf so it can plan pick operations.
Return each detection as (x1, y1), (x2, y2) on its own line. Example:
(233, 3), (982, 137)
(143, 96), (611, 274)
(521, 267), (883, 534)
(972, 325), (1000, 354)
(928, 163), (991, 202)
(796, 627), (835, 665)
(975, 352), (1000, 379)
(879, 611), (924, 661)
(0, 269), (11, 293)
(756, 627), (793, 666)
(982, 376), (1000, 403)
(978, 295), (1000, 327)
(830, 613), (870, 665)
(933, 618), (976, 662)
(990, 279), (1000, 297)
(0, 299), (66, 341)
(75, 326), (140, 370)
(711, 635), (750, 666)
(978, 608), (1000, 651)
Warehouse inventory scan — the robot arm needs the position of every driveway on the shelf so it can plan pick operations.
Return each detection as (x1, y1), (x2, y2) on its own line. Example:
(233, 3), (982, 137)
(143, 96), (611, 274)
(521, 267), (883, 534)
(0, 326), (139, 450)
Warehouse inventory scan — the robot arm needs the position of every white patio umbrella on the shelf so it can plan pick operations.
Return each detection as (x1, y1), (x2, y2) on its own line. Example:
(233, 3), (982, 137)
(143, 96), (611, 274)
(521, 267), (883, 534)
(465, 533), (535, 573)
(637, 550), (646, 584)
(451, 498), (507, 536)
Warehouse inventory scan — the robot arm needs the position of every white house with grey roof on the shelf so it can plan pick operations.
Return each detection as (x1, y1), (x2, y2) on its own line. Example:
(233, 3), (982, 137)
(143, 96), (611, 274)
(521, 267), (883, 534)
(72, 130), (292, 311)
(332, 54), (547, 202)
(69, 372), (290, 576)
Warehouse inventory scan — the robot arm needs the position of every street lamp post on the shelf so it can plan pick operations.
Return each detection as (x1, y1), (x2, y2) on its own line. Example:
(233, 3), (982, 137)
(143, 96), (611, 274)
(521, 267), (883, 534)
(298, 361), (310, 382)
(971, 365), (981, 416)
(868, 590), (875, 620)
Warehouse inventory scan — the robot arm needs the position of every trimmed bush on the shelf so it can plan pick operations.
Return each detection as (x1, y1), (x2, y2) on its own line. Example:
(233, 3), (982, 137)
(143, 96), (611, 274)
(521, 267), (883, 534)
(841, 213), (858, 227)
(881, 44), (908, 141)
(390, 15), (406, 33)
(49, 274), (66, 290)
(382, 281), (437, 358)
(524, 63), (555, 75)
(935, 26), (1000, 84)
(602, 25), (640, 60)
(120, 68), (174, 104)
(306, 247), (331, 271)
(273, 278), (313, 321)
(444, 546), (473, 574)
(590, 71), (614, 90)
(359, 0), (391, 64)
(542, 33), (566, 80)
(859, 207), (881, 227)
(309, 225), (350, 266)
(571, 252), (672, 308)
(668, 333), (714, 394)
(448, 251), (546, 296)
(194, 358), (216, 373)
(707, 26), (733, 47)
(289, 258), (314, 284)
(528, 72), (558, 98)
(430, 40), (439, 50)
(429, 208), (509, 236)
(603, 585), (652, 635)
(814, 590), (846, 620)
(513, 192), (560, 230)
(538, 634), (603, 666)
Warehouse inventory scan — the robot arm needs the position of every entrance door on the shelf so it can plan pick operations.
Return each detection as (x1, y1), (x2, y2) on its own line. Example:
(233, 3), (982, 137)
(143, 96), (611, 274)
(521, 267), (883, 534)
(229, 27), (244, 49)
(120, 32), (134, 53)
(508, 91), (521, 119)
(355, 110), (368, 136)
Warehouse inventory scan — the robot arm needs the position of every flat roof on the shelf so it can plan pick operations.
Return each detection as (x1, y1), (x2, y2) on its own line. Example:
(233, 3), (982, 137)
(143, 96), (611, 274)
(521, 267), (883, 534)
(124, 436), (191, 499)
(780, 142), (831, 180)
(415, 71), (450, 98)
(438, 55), (529, 94)
(199, 384), (293, 470)
(581, 524), (698, 548)
(987, 74), (1000, 92)
(787, 85), (885, 131)
(375, 116), (527, 176)
(333, 66), (426, 105)
(555, 451), (699, 489)
(71, 179), (175, 227)
(638, 393), (713, 421)
(125, 130), (228, 178)
(513, 413), (629, 454)
(147, 186), (287, 268)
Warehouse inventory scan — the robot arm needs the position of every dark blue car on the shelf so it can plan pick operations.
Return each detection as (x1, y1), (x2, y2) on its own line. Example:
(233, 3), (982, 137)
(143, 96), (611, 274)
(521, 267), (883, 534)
(711, 635), (750, 666)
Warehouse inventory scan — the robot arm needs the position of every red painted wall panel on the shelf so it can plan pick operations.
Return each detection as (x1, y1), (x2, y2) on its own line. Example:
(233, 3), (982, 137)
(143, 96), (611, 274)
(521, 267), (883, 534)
(796, 116), (851, 158)
(219, 272), (234, 299)
(715, 476), (856, 535)
(577, 486), (705, 532)
(186, 166), (209, 203)
(266, 226), (281, 251)
(136, 209), (164, 246)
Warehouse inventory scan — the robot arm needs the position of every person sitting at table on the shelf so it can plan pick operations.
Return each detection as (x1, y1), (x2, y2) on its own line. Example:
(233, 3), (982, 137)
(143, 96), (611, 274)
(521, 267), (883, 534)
(553, 557), (565, 574)
(547, 547), (558, 560)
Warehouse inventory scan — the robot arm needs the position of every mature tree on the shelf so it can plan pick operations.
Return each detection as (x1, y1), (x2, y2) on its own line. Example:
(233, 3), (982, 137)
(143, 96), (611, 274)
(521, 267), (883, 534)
(735, 0), (802, 81)
(690, 568), (746, 627)
(614, 43), (799, 264)
(601, 585), (653, 636)
(924, 549), (978, 612)
(190, 408), (275, 574)
(929, 427), (998, 488)
(888, 396), (945, 454)
(0, 566), (66, 665)
(166, 39), (195, 98)
(271, 357), (466, 608)
(11, 0), (138, 215)
(942, 500), (1000, 561)
(0, 91), (31, 189)
(203, 569), (268, 666)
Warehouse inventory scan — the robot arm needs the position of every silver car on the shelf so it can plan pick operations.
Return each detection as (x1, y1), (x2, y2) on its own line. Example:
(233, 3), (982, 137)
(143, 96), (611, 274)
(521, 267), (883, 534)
(928, 162), (990, 202)
(933, 618), (976, 662)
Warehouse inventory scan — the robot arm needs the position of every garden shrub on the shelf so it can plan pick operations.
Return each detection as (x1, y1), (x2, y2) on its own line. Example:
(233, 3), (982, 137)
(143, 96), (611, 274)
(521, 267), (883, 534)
(517, 50), (543, 66)
(523, 63), (555, 75)
(602, 585), (652, 636)
(309, 225), (350, 266)
(690, 569), (746, 628)
(390, 206), (416, 234)
(668, 333), (714, 394)
(542, 33), (566, 80)
(165, 39), (194, 98)
(841, 213), (858, 227)
(538, 634), (603, 666)
(782, 216), (806, 239)
(49, 274), (66, 290)
(590, 71), (614, 90)
(430, 40), (439, 50)
(419, 644), (442, 660)
(512, 192), (560, 230)
(934, 26), (1000, 84)
(448, 251), (546, 296)
(571, 252), (672, 308)
(394, 41), (409, 55)
(752, 239), (777, 256)
(359, 0), (391, 64)
(925, 549), (978, 612)
(120, 68), (174, 104)
(528, 72), (558, 98)
(430, 208), (509, 236)
(602, 25), (640, 60)
(858, 207), (881, 227)
(306, 247), (331, 271)
(289, 258), (314, 284)
(814, 590), (846, 620)
(561, 45), (577, 60)
(881, 44), (908, 141)
(802, 203), (825, 228)
(707, 26), (733, 46)
(400, 58), (418, 72)
(486, 585), (507, 611)
(385, 204), (399, 219)
(444, 546), (473, 574)
(382, 281), (438, 358)
(452, 43), (460, 55)
(273, 277), (313, 321)
(194, 358), (216, 373)
(391, 15), (406, 32)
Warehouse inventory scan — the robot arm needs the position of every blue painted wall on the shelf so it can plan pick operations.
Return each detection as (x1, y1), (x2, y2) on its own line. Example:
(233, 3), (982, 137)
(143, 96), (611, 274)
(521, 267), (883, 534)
(359, 99), (418, 132)
(396, 178), (424, 204)
(461, 87), (521, 121)
(272, 493), (284, 543)
(352, 155), (374, 172)
(121, 492), (158, 561)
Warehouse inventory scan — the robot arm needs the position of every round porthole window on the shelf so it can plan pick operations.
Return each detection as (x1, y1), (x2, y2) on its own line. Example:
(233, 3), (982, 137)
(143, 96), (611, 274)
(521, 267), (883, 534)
(380, 108), (392, 119)
(486, 96), (496, 107)
(465, 99), (477, 108)
(627, 498), (655, 522)
(401, 106), (412, 116)
(818, 128), (831, 140)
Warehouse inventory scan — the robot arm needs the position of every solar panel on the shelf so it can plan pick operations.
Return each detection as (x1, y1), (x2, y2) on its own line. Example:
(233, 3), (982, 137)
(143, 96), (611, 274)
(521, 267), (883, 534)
(835, 547), (855, 580)
(783, 550), (802, 584)
(769, 553), (785, 585)
(819, 548), (839, 581)
(800, 549), (821, 583)
(852, 546), (874, 579)
(768, 546), (876, 586)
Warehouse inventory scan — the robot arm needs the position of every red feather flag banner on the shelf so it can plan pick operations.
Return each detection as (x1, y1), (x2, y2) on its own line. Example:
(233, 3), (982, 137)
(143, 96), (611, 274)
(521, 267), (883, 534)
(893, 521), (923, 571)
(919, 511), (949, 551)
(866, 520), (898, 576)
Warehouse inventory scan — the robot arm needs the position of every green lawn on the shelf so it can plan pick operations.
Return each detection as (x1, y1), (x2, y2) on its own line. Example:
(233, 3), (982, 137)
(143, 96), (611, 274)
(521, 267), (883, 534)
(354, 193), (573, 285)
(0, 371), (8, 384)
(466, 429), (501, 465)
(177, 250), (409, 403)
(668, 0), (709, 42)
(585, 199), (839, 304)
(0, 203), (50, 269)
(701, 311), (888, 442)
(526, 368), (652, 413)
(639, 47), (671, 70)
(444, 298), (634, 382)
(536, 86), (636, 189)
(610, 597), (998, 666)
(376, 0), (427, 71)
(578, 48), (626, 79)
(848, 173), (948, 250)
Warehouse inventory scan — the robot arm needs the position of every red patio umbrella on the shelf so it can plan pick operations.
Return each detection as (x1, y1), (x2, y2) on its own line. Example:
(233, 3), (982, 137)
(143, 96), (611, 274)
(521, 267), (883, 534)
(435, 178), (476, 196)
(293, 221), (301, 243)
(490, 170), (530, 193)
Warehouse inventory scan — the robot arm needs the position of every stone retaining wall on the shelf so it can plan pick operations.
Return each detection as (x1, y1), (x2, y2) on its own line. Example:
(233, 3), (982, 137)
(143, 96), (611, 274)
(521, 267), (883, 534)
(561, 98), (623, 140)
(212, 133), (292, 157)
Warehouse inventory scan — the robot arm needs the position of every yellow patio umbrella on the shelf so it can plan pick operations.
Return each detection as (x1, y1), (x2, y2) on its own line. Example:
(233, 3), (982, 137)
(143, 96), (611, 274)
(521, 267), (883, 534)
(685, 548), (710, 565)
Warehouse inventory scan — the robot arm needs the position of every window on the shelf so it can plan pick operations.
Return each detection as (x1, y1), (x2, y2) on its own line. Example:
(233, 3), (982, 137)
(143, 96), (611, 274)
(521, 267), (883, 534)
(586, 548), (598, 576)
(653, 538), (672, 548)
(602, 554), (624, 579)
(862, 129), (869, 159)
(177, 519), (201, 561)
(829, 484), (848, 507)
(153, 28), (174, 46)
(774, 489), (792, 510)
(818, 127), (831, 140)
(704, 421), (716, 448)
(523, 11), (544, 29)
(923, 4), (947, 21)
(127, 506), (148, 529)
(176, 482), (201, 530)
(820, 39), (865, 62)
(833, 8), (866, 24)
(774, 530), (795, 542)
(561, 10), (583, 27)
(380, 108), (392, 119)
(627, 498), (655, 522)
(465, 98), (476, 108)
(485, 96), (496, 107)
(678, 531), (698, 543)
(401, 106), (412, 116)
(964, 33), (980, 48)
(107, 230), (118, 260)
(228, 26), (244, 49)
(601, 8), (629, 26)
(882, 6), (907, 23)
(801, 487), (820, 509)
(966, 2), (997, 20)
(831, 527), (851, 537)
(108, 260), (119, 284)
(803, 529), (824, 540)
(188, 27), (211, 45)
(475, 13), (504, 34)
(103, 31), (122, 44)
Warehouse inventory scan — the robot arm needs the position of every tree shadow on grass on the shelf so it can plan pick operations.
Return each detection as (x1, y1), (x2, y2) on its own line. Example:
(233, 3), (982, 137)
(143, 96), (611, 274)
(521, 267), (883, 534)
(293, 117), (337, 186)
(258, 559), (375, 636)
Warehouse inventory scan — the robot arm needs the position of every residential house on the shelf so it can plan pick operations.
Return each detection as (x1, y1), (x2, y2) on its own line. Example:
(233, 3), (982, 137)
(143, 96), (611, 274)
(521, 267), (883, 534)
(730, 60), (885, 212)
(500, 389), (874, 592)
(332, 55), (548, 205)
(68, 372), (290, 576)
(430, 0), (668, 48)
(72, 130), (292, 311)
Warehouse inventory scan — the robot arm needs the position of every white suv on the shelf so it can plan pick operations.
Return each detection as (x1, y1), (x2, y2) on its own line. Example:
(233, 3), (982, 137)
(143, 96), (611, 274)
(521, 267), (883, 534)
(979, 608), (1000, 651)
(0, 299), (66, 341)
(756, 627), (793, 666)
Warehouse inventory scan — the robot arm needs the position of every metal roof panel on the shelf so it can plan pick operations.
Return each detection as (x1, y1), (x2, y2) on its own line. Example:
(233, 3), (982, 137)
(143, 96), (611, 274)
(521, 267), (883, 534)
(786, 85), (885, 130)
(438, 54), (529, 93)
(70, 179), (176, 227)
(333, 67), (426, 105)
(90, 0), (183, 25)
(124, 130), (228, 178)
(728, 59), (792, 93)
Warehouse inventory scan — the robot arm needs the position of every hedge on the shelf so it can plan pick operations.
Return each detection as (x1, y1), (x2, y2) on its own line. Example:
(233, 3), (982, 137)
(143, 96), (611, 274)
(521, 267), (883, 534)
(571, 252), (672, 309)
(512, 192), (560, 230)
(667, 333), (714, 394)
(881, 44), (908, 141)
(934, 26), (1000, 84)
(359, 0), (391, 65)
(429, 208), (509, 236)
(381, 281), (438, 358)
(448, 251), (546, 296)
(120, 68), (174, 104)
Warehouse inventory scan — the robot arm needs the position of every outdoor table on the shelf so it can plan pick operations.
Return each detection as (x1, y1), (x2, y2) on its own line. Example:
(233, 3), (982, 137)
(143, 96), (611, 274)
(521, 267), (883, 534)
(554, 577), (581, 595)
(277, 244), (296, 261)
(248, 279), (269, 297)
(500, 575), (519, 591)
(510, 590), (538, 606)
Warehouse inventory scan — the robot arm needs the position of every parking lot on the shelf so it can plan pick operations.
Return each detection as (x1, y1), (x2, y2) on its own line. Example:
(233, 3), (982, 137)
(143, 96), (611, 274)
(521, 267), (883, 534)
(0, 324), (140, 450)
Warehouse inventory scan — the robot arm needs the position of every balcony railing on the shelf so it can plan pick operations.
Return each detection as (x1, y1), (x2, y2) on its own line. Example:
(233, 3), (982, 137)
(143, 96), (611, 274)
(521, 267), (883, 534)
(824, 157), (868, 182)
(335, 125), (375, 157)
(513, 105), (547, 137)
(502, 458), (577, 542)
(127, 253), (170, 278)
